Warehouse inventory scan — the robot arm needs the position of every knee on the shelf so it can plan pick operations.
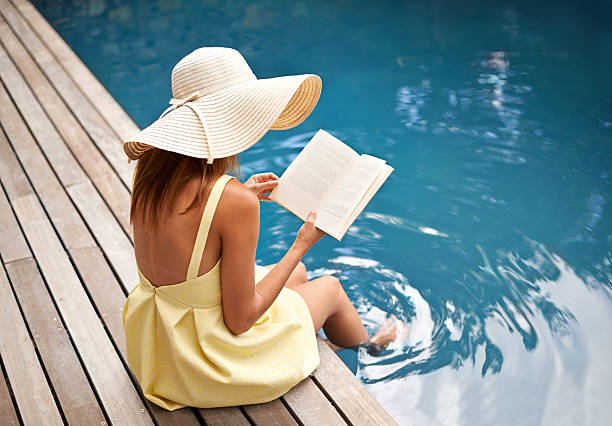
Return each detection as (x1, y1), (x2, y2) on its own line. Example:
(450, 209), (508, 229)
(295, 261), (307, 282)
(324, 275), (342, 298)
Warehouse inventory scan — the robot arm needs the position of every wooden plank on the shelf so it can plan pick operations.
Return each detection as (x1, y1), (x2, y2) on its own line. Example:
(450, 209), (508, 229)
(243, 399), (299, 426)
(0, 71), (96, 251)
(0, 127), (31, 200)
(9, 0), (140, 142)
(0, 0), (135, 188)
(0, 176), (30, 263)
(312, 338), (399, 425)
(70, 247), (131, 355)
(67, 181), (137, 290)
(0, 361), (20, 425)
(283, 378), (346, 426)
(0, 264), (63, 425)
(5, 258), (107, 425)
(10, 192), (152, 425)
(197, 407), (251, 426)
(0, 13), (132, 237)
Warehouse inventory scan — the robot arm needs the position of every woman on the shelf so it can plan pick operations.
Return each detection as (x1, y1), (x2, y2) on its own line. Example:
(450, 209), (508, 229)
(122, 47), (405, 411)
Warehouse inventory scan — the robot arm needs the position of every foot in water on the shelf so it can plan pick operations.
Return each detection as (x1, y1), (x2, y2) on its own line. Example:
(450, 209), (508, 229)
(365, 314), (409, 355)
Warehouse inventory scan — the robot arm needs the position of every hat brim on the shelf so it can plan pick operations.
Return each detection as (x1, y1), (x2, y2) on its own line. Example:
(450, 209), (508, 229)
(124, 74), (321, 161)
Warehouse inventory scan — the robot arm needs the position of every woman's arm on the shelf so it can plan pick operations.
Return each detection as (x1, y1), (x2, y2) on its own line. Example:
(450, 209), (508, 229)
(218, 180), (324, 335)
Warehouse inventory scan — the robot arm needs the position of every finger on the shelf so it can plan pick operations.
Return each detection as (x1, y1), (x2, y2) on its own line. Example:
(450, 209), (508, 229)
(255, 181), (279, 191)
(259, 195), (272, 201)
(260, 175), (279, 184)
(257, 172), (279, 179)
(306, 211), (317, 223)
(254, 172), (279, 182)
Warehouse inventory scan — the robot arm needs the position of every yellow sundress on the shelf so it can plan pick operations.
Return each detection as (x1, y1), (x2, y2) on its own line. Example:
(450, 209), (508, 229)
(122, 174), (320, 410)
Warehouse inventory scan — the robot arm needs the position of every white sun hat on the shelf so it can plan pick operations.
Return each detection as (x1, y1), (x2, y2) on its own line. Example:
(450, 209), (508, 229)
(123, 47), (322, 163)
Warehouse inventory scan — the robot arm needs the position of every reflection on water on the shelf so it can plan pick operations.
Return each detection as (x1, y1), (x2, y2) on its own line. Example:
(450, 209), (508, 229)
(32, 0), (612, 424)
(366, 244), (612, 425)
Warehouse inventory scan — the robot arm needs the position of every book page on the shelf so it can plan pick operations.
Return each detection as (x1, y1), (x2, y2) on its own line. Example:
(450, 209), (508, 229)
(269, 130), (359, 221)
(337, 163), (394, 239)
(316, 154), (387, 237)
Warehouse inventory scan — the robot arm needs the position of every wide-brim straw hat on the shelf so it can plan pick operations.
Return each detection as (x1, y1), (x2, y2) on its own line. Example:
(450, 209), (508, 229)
(123, 47), (322, 163)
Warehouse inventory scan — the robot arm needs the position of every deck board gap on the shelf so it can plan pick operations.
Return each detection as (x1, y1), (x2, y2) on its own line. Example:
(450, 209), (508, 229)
(279, 397), (304, 426)
(69, 241), (130, 299)
(310, 375), (354, 426)
(0, 178), (35, 261)
(0, 342), (23, 425)
(237, 407), (256, 426)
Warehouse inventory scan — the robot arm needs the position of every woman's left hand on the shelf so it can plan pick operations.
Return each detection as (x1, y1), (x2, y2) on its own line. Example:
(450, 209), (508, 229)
(244, 172), (279, 201)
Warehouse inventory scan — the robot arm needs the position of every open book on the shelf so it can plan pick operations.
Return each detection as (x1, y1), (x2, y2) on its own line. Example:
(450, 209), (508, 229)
(269, 129), (394, 241)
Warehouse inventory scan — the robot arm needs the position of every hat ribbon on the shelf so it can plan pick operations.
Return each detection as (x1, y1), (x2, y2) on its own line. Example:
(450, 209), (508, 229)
(157, 90), (215, 164)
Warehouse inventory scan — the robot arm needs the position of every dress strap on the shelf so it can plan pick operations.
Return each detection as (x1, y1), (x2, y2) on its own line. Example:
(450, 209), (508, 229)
(186, 174), (235, 280)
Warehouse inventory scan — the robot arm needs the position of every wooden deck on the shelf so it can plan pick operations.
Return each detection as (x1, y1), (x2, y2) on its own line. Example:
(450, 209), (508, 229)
(0, 0), (398, 424)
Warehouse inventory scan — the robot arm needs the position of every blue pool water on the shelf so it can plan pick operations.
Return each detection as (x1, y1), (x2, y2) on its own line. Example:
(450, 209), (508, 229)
(32, 0), (612, 424)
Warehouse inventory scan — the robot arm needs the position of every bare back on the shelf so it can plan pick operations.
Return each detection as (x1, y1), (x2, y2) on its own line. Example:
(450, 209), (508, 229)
(134, 176), (224, 287)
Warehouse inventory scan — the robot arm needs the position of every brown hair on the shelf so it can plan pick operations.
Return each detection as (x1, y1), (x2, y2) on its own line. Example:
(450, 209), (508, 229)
(130, 148), (240, 232)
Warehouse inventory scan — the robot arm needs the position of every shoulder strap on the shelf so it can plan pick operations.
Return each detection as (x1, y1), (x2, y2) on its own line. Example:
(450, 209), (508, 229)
(186, 174), (235, 280)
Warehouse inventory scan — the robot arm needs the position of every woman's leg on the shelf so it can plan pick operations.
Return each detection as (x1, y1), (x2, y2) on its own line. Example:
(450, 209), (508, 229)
(291, 275), (369, 349)
(265, 262), (404, 351)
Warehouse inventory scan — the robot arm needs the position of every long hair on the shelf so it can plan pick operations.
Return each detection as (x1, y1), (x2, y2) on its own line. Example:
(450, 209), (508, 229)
(130, 148), (240, 232)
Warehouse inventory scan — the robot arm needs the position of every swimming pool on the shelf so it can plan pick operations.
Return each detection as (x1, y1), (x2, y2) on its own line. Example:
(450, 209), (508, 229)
(32, 0), (612, 424)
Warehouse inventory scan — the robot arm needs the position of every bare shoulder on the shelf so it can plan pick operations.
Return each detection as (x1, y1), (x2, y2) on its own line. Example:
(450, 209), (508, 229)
(221, 178), (259, 208)
(216, 178), (259, 226)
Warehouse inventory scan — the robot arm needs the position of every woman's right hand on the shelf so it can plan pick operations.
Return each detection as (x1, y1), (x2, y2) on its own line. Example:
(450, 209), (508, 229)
(295, 211), (326, 251)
